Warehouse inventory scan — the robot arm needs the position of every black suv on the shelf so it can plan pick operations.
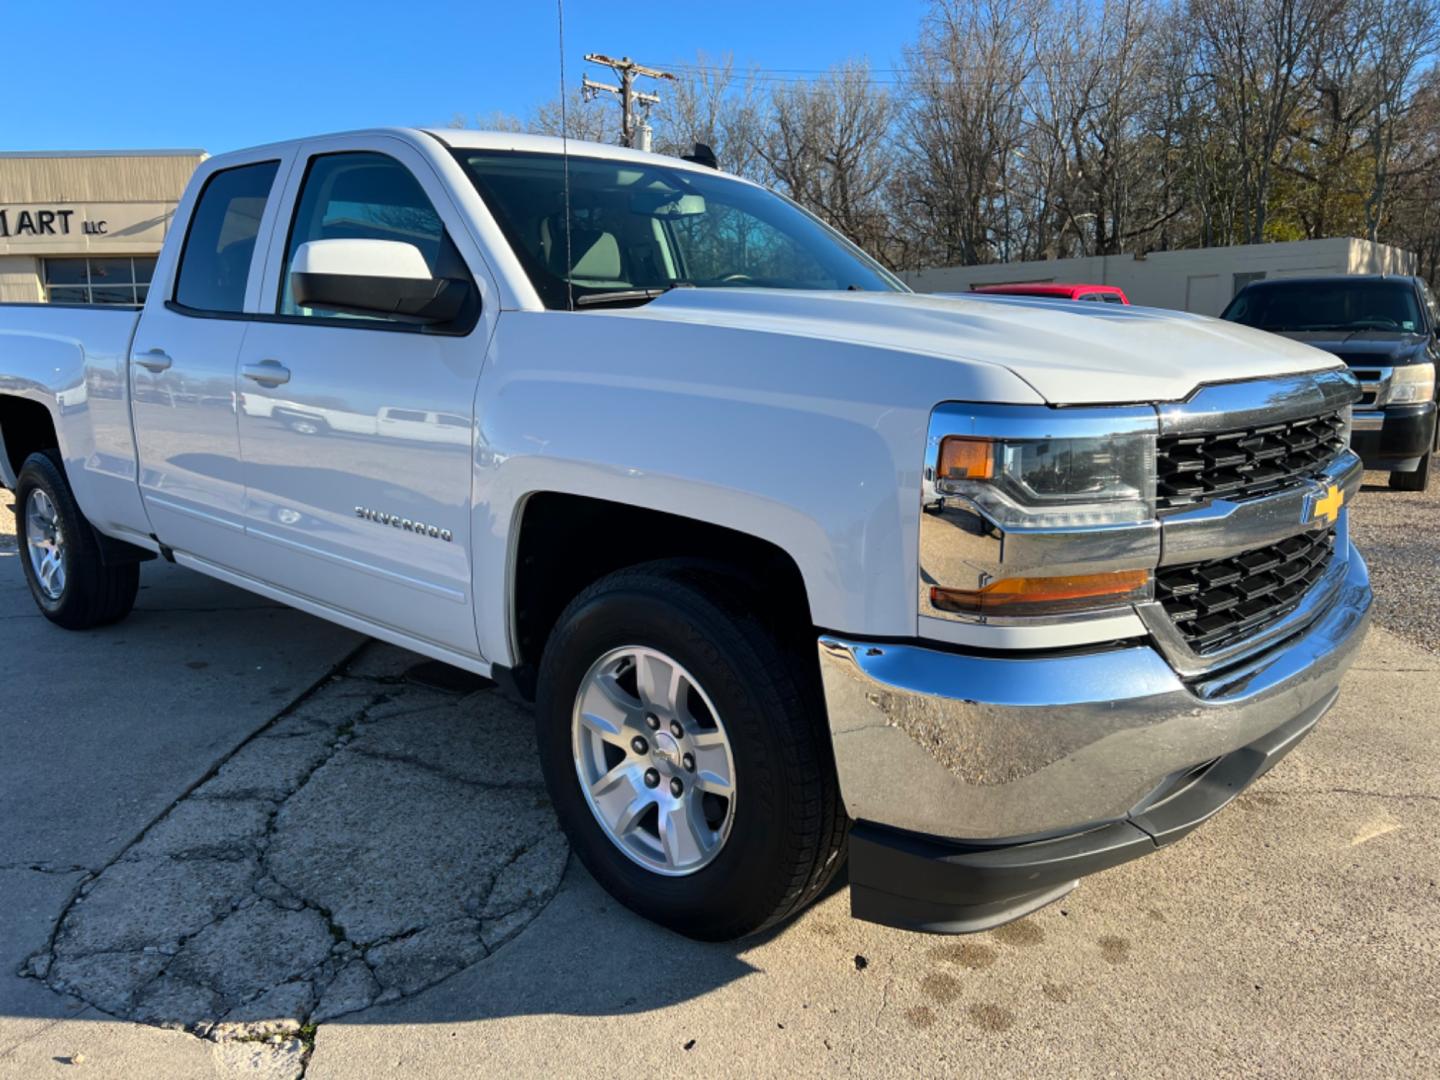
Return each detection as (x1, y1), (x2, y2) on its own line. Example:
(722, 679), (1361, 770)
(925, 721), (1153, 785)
(1222, 275), (1438, 491)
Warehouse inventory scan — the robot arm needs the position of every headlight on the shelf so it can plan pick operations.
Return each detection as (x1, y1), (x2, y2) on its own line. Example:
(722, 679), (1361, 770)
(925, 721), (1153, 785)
(936, 430), (1156, 528)
(1386, 362), (1435, 405)
(922, 407), (1160, 622)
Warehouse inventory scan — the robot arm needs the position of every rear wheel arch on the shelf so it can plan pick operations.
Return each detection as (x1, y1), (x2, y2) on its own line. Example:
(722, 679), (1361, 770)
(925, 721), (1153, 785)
(0, 396), (60, 490)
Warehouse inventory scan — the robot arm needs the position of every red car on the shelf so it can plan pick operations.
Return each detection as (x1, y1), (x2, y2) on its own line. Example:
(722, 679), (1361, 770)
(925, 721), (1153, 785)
(970, 282), (1130, 305)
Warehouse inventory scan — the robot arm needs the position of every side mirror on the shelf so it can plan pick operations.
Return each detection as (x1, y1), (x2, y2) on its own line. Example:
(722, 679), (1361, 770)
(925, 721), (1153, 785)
(289, 239), (472, 325)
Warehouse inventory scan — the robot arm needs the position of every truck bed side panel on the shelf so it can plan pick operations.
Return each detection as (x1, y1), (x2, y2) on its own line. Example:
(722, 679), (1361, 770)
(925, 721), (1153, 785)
(0, 305), (151, 543)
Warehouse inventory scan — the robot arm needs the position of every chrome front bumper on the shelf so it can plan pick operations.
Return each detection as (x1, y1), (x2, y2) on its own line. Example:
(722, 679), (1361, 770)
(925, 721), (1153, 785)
(818, 541), (1372, 843)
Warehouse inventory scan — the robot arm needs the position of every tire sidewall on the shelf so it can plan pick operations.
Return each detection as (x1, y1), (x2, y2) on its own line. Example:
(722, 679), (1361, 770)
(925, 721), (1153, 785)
(1391, 452), (1431, 491)
(15, 455), (72, 616)
(536, 580), (800, 937)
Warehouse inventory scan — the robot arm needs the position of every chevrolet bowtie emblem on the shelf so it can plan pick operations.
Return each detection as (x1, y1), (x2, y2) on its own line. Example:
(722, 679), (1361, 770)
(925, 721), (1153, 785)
(1306, 483), (1344, 527)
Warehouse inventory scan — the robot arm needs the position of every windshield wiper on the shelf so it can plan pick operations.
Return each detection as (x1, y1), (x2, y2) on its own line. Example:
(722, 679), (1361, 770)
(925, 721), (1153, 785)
(574, 284), (692, 309)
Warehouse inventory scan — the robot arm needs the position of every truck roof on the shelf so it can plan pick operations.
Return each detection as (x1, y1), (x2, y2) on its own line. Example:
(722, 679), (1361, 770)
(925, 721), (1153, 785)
(426, 128), (724, 175)
(201, 127), (733, 181)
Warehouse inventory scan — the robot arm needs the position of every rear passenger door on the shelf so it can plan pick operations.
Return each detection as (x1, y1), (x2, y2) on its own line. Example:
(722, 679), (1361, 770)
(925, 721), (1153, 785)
(232, 135), (492, 657)
(131, 154), (291, 564)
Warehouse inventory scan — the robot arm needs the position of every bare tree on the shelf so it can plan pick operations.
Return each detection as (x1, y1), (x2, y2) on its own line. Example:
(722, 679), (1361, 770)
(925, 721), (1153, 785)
(1189, 0), (1340, 244)
(898, 0), (1045, 266)
(1030, 0), (1178, 256)
(444, 0), (1440, 281)
(651, 54), (767, 179)
(756, 62), (898, 261)
(1359, 0), (1440, 238)
(451, 92), (612, 143)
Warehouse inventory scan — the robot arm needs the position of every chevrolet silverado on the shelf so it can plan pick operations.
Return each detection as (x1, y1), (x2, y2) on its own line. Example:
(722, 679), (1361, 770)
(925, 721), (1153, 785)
(0, 128), (1372, 939)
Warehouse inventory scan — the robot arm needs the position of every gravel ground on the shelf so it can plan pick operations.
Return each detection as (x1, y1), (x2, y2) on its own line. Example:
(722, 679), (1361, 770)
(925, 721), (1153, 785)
(1347, 471), (1439, 654)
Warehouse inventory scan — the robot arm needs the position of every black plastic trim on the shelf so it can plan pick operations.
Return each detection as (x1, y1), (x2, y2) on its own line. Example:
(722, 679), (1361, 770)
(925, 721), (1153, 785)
(290, 271), (472, 326)
(90, 527), (157, 567)
(489, 662), (537, 705)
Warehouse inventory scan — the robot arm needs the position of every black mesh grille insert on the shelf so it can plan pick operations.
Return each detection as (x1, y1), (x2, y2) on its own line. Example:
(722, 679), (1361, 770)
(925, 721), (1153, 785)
(1156, 527), (1336, 654)
(1156, 411), (1348, 510)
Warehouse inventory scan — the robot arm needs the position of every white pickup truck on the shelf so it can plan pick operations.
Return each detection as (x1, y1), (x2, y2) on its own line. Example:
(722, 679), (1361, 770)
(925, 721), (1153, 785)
(0, 128), (1372, 940)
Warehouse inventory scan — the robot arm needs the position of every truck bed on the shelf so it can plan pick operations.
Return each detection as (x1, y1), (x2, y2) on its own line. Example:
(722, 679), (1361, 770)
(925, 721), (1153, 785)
(0, 302), (146, 539)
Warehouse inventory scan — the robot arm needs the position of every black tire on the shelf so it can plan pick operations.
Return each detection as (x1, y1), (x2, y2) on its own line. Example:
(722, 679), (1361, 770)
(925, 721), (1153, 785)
(1389, 452), (1430, 492)
(13, 450), (139, 629)
(535, 560), (847, 941)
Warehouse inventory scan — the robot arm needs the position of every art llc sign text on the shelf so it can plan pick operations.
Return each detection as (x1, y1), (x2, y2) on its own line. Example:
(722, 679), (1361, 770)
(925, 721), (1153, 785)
(0, 208), (108, 237)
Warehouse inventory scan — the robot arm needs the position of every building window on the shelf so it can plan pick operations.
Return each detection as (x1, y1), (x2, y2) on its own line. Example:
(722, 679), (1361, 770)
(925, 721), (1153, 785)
(43, 257), (157, 306)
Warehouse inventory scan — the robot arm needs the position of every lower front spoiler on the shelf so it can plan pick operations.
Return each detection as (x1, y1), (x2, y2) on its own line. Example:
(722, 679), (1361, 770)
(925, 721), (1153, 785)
(848, 695), (1331, 933)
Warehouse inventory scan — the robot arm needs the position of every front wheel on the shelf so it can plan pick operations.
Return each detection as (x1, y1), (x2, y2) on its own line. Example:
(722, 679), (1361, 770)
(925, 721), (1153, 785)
(14, 450), (139, 629)
(535, 561), (847, 940)
(1389, 451), (1431, 492)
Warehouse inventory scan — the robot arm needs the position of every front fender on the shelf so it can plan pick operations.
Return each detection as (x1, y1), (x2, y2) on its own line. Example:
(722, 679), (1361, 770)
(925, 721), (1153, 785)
(470, 310), (1043, 665)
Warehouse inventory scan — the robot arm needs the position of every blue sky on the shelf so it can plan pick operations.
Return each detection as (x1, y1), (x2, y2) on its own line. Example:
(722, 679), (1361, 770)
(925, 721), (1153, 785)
(4, 0), (926, 154)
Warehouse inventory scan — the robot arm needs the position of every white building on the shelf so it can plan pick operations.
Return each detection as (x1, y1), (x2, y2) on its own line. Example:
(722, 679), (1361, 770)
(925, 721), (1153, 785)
(901, 237), (1418, 315)
(0, 149), (206, 305)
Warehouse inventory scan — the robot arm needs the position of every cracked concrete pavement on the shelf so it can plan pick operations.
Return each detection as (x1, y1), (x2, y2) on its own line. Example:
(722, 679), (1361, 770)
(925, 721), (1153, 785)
(26, 644), (567, 1049)
(3, 502), (1439, 1078)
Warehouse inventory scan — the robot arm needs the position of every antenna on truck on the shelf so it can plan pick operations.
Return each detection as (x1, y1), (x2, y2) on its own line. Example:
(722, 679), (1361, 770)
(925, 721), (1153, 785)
(556, 0), (575, 311)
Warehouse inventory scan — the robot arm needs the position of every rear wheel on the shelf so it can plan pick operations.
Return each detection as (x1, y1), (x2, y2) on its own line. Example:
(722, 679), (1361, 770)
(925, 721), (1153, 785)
(1389, 452), (1431, 492)
(14, 451), (139, 629)
(535, 560), (847, 940)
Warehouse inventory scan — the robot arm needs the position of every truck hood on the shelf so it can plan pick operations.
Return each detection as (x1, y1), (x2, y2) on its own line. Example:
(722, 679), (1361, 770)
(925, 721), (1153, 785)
(1268, 329), (1430, 367)
(612, 288), (1342, 404)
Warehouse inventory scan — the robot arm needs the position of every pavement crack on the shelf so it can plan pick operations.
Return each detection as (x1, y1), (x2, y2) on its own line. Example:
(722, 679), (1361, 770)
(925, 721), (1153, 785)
(344, 745), (548, 792)
(26, 638), (568, 1066)
(24, 642), (367, 994)
(0, 861), (90, 875)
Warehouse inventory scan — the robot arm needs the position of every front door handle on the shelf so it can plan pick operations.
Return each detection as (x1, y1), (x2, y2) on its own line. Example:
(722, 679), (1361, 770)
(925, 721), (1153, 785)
(133, 349), (172, 373)
(242, 360), (292, 387)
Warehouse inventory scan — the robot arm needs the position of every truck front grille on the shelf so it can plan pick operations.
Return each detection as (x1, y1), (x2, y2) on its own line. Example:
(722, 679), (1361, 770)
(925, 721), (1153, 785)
(1338, 363), (1389, 407)
(1156, 410), (1348, 510)
(1155, 526), (1336, 654)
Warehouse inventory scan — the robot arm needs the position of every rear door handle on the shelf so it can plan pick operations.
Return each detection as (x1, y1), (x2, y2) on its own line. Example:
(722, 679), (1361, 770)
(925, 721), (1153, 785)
(242, 360), (292, 387)
(133, 349), (173, 373)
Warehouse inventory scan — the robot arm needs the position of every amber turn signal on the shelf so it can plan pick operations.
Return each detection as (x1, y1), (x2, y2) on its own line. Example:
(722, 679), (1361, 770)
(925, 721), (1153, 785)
(938, 436), (994, 481)
(930, 569), (1152, 616)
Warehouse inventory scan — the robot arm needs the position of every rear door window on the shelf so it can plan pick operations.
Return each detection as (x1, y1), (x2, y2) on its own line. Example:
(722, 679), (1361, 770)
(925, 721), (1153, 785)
(173, 161), (280, 314)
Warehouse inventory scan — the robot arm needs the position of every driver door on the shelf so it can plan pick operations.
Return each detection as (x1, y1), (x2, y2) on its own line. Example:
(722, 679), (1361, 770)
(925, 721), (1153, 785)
(231, 136), (492, 656)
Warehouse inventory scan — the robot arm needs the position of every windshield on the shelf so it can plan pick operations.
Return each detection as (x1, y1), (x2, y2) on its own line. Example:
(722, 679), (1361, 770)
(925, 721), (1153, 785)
(1222, 280), (1425, 334)
(453, 150), (904, 309)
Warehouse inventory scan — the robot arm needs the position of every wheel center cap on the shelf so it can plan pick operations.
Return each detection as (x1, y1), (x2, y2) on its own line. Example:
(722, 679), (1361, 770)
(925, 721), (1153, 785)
(653, 731), (682, 769)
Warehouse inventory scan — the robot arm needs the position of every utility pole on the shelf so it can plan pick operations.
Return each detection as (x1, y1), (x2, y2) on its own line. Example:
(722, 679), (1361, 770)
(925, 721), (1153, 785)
(581, 54), (676, 150)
